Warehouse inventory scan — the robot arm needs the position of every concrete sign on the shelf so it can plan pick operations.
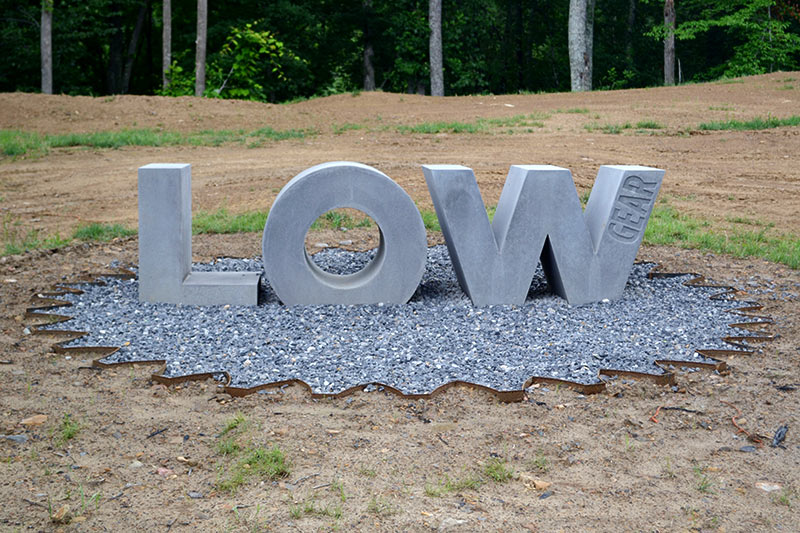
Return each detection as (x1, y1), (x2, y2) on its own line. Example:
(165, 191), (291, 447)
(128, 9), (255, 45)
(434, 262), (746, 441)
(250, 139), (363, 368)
(261, 162), (427, 305)
(137, 162), (663, 307)
(423, 164), (664, 306)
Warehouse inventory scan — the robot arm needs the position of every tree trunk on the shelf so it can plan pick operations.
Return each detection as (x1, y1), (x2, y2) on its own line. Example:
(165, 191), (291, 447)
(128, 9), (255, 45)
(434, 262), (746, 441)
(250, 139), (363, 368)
(664, 0), (676, 86)
(568, 0), (595, 92)
(429, 0), (443, 96)
(162, 0), (171, 90)
(107, 4), (124, 93)
(195, 0), (207, 97)
(122, 2), (148, 94)
(40, 0), (53, 94)
(362, 0), (375, 91)
(625, 0), (636, 70)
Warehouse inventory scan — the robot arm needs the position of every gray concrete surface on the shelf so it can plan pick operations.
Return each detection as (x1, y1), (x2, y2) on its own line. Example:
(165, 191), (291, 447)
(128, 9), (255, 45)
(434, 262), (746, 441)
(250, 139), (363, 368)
(262, 161), (427, 305)
(137, 163), (259, 306)
(423, 164), (663, 306)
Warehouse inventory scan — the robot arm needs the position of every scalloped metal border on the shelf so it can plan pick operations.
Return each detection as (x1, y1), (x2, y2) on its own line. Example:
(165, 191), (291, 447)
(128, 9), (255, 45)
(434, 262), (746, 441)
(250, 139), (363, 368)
(24, 263), (775, 402)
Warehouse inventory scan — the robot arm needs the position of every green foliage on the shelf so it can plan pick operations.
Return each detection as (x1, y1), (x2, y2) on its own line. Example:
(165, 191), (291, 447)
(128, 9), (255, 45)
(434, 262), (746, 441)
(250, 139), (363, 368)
(309, 209), (373, 230)
(698, 114), (800, 130)
(55, 414), (80, 446)
(636, 120), (664, 129)
(644, 203), (800, 269)
(72, 223), (136, 242)
(192, 209), (269, 234)
(0, 127), (312, 158)
(2, 214), (69, 256)
(648, 0), (800, 78)
(483, 457), (514, 482)
(424, 474), (483, 497)
(217, 445), (290, 493)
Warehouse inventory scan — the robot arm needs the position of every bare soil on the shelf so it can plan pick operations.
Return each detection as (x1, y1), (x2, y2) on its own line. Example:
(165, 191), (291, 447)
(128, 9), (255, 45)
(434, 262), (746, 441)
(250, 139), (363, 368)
(1, 73), (799, 531)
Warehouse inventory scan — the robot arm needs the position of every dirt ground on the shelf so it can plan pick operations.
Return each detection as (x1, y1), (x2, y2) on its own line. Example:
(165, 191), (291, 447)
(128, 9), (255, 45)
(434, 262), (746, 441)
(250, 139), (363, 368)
(1, 73), (799, 531)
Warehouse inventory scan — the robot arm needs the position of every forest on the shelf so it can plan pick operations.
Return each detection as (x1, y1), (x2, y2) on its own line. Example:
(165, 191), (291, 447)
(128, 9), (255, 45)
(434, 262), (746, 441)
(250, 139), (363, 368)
(2, 0), (800, 102)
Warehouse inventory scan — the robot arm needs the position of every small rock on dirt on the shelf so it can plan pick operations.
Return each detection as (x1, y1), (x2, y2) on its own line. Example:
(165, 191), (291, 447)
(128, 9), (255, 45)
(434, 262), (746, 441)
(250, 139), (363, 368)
(1, 434), (28, 444)
(51, 504), (71, 524)
(755, 482), (782, 492)
(20, 414), (47, 426)
(128, 460), (144, 469)
(439, 517), (467, 530)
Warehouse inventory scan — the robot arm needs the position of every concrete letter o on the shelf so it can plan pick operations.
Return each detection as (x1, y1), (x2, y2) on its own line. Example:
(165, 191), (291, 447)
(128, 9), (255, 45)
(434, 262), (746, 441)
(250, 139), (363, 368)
(262, 162), (427, 305)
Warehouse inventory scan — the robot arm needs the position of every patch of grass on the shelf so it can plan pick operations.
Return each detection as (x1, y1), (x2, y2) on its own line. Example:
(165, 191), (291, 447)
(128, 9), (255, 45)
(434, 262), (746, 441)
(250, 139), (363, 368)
(0, 130), (45, 157)
(644, 204), (800, 269)
(217, 445), (290, 493)
(331, 479), (347, 503)
(220, 413), (247, 437)
(216, 438), (241, 456)
(366, 496), (396, 516)
(72, 223), (136, 242)
(397, 113), (548, 135)
(418, 208), (441, 232)
(358, 467), (377, 478)
(584, 122), (632, 134)
(2, 214), (70, 255)
(54, 414), (80, 446)
(693, 466), (715, 494)
(0, 126), (315, 157)
(192, 208), (269, 234)
(698, 115), (800, 131)
(725, 215), (772, 227)
(556, 107), (590, 114)
(709, 105), (735, 111)
(774, 487), (795, 508)
(424, 474), (483, 497)
(332, 122), (365, 135)
(310, 208), (373, 230)
(397, 121), (484, 134)
(483, 457), (514, 483)
(635, 120), (664, 129)
(779, 84), (794, 90)
(529, 450), (549, 473)
(290, 498), (343, 519)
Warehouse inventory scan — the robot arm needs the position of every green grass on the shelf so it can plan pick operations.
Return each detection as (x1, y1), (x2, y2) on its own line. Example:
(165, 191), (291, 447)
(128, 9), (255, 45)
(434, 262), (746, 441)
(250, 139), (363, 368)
(424, 474), (483, 497)
(2, 214), (70, 255)
(698, 115), (800, 131)
(418, 208), (440, 232)
(54, 414), (80, 446)
(635, 120), (664, 129)
(0, 126), (315, 158)
(332, 122), (365, 135)
(529, 450), (549, 473)
(644, 204), (800, 269)
(584, 122), (632, 134)
(217, 445), (290, 493)
(693, 466), (715, 494)
(192, 208), (269, 234)
(397, 113), (548, 135)
(310, 209), (373, 230)
(220, 413), (248, 436)
(555, 107), (590, 114)
(483, 457), (514, 483)
(73, 223), (136, 242)
(366, 496), (396, 516)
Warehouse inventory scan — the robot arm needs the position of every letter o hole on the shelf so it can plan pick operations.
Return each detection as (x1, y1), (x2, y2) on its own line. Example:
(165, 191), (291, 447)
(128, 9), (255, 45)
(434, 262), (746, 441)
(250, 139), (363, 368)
(262, 162), (427, 305)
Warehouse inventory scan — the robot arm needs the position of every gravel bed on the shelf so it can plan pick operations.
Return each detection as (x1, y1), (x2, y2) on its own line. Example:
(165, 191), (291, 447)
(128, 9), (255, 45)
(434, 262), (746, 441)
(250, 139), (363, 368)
(40, 246), (760, 395)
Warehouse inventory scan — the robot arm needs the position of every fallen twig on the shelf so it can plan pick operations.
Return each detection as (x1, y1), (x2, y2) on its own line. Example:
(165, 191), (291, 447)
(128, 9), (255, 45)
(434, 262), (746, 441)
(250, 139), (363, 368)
(294, 473), (319, 485)
(147, 427), (168, 439)
(22, 498), (47, 508)
(312, 483), (331, 490)
(720, 400), (763, 446)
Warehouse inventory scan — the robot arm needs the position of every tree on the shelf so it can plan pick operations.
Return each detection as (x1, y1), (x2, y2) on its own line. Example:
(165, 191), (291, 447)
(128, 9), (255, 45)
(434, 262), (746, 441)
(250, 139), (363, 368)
(568, 0), (596, 91)
(195, 0), (207, 97)
(664, 0), (676, 85)
(121, 1), (147, 94)
(362, 0), (375, 90)
(162, 0), (171, 90)
(429, 0), (443, 96)
(41, 0), (53, 94)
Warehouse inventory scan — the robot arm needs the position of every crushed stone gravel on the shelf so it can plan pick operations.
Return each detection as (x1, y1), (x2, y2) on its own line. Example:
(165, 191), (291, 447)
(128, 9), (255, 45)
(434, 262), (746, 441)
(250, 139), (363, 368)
(39, 245), (761, 395)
